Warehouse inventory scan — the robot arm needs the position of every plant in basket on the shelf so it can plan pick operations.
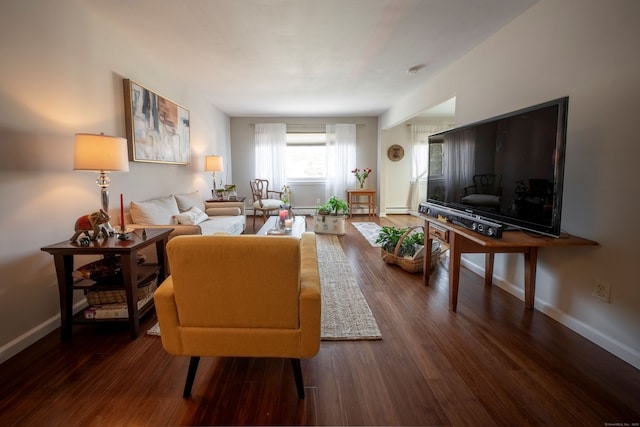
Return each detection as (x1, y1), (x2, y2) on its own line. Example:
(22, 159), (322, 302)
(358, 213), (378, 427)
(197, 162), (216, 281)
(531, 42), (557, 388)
(316, 195), (349, 216)
(400, 229), (424, 258)
(375, 226), (406, 253)
(376, 225), (427, 273)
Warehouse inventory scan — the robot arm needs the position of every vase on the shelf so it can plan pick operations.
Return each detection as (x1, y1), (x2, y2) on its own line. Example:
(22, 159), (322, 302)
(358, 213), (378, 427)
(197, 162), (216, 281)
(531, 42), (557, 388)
(359, 182), (364, 189)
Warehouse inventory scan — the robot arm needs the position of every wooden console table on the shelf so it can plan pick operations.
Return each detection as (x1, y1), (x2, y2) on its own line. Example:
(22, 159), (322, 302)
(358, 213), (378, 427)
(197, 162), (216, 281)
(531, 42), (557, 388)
(347, 189), (376, 220)
(419, 215), (598, 312)
(41, 228), (173, 340)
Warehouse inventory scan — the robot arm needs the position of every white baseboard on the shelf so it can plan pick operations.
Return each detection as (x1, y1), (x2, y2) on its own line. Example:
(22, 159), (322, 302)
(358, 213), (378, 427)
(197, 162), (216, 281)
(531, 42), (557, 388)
(0, 300), (88, 364)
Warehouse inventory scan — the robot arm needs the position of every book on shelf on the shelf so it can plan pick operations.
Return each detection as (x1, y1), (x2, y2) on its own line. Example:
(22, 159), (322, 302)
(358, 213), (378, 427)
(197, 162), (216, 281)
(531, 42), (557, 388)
(83, 291), (154, 320)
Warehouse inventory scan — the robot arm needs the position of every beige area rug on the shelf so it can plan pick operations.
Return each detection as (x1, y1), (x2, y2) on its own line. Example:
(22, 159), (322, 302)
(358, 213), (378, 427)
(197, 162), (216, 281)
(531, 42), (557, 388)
(352, 222), (382, 247)
(147, 234), (381, 341)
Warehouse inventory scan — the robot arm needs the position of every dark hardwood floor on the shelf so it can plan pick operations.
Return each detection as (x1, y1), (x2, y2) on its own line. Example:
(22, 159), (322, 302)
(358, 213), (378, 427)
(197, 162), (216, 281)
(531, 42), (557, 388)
(1, 214), (639, 426)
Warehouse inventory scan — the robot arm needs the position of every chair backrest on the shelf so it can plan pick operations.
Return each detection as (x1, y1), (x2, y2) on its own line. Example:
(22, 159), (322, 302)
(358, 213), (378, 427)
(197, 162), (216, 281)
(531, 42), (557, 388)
(250, 179), (270, 201)
(167, 234), (301, 329)
(473, 174), (502, 195)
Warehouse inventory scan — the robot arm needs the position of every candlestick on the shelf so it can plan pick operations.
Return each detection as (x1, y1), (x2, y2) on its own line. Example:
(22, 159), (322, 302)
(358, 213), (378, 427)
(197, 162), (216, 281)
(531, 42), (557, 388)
(120, 193), (125, 232)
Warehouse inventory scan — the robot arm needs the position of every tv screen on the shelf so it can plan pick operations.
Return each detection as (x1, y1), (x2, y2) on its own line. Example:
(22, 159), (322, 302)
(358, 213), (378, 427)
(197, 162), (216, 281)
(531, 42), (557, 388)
(426, 97), (569, 237)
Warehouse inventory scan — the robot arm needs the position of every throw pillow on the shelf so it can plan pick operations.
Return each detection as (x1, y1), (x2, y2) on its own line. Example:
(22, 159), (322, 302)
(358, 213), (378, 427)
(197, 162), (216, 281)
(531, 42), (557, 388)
(174, 190), (205, 213)
(174, 206), (209, 225)
(130, 195), (180, 225)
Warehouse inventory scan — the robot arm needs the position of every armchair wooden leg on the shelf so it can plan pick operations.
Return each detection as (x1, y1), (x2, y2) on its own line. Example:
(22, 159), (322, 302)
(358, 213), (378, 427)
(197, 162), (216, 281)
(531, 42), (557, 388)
(291, 358), (305, 399)
(183, 356), (200, 398)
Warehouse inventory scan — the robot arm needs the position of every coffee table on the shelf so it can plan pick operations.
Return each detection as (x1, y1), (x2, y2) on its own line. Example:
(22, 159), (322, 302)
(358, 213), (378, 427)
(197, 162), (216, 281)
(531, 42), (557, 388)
(257, 215), (306, 238)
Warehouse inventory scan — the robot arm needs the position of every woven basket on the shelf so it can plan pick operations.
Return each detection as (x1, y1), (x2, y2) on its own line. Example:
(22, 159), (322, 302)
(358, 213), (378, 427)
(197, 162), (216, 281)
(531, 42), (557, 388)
(381, 225), (440, 273)
(86, 273), (158, 305)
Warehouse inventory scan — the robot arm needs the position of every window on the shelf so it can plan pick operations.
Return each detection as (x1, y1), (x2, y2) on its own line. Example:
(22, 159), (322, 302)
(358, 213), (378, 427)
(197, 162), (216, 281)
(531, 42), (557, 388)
(429, 142), (443, 177)
(285, 133), (327, 179)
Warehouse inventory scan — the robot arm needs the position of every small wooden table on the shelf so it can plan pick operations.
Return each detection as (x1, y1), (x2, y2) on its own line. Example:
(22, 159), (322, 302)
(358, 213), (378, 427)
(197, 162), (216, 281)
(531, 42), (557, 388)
(347, 189), (376, 220)
(41, 228), (173, 340)
(419, 214), (598, 312)
(257, 215), (306, 238)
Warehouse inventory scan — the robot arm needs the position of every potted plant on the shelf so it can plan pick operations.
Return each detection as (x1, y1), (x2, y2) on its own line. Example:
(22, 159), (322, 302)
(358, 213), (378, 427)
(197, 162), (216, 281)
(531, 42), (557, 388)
(314, 196), (349, 235)
(375, 226), (407, 253)
(376, 225), (432, 273)
(316, 196), (350, 216)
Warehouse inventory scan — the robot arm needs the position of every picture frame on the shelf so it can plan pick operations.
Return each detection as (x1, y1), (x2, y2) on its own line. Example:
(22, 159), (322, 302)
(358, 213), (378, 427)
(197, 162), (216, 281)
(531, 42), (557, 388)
(387, 144), (404, 161)
(123, 79), (191, 164)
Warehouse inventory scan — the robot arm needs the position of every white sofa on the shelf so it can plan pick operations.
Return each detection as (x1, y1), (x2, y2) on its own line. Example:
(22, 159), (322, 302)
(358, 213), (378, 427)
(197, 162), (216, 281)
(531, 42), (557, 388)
(125, 191), (246, 238)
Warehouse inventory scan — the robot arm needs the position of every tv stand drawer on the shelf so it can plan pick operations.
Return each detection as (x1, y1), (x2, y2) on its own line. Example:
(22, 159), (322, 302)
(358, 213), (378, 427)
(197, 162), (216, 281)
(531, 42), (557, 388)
(429, 223), (449, 243)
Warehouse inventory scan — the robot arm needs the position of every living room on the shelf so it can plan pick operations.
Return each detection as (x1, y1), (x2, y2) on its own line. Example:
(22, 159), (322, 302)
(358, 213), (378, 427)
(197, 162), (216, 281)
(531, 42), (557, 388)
(0, 0), (639, 424)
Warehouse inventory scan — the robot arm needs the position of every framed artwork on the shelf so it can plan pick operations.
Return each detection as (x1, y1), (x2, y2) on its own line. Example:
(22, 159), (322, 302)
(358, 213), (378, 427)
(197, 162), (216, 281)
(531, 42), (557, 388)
(123, 79), (191, 164)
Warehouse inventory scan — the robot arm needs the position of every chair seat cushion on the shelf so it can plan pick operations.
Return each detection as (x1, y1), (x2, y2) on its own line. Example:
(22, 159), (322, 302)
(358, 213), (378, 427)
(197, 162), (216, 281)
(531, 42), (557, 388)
(253, 198), (282, 209)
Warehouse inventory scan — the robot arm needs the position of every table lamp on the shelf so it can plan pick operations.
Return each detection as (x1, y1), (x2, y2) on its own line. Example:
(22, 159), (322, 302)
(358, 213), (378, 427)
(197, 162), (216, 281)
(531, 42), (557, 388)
(73, 133), (130, 233)
(204, 155), (224, 199)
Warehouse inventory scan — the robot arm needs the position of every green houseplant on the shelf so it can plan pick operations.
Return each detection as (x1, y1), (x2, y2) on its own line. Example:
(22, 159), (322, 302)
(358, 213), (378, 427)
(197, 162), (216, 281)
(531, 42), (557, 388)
(376, 225), (429, 273)
(317, 196), (350, 216)
(375, 226), (407, 253)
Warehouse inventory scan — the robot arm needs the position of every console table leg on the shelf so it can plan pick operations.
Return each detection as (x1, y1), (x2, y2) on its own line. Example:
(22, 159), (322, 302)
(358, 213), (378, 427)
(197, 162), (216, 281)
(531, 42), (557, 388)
(485, 253), (495, 287)
(448, 233), (461, 312)
(423, 236), (434, 286)
(524, 247), (538, 310)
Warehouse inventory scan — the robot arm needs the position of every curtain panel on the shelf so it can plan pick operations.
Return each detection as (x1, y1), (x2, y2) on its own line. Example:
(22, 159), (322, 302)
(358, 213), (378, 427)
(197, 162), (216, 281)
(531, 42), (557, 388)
(254, 123), (287, 192)
(325, 124), (356, 201)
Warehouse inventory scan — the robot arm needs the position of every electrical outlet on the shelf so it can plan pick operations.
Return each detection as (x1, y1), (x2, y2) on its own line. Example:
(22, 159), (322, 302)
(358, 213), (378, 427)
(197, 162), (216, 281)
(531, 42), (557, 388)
(316, 198), (321, 204)
(591, 280), (611, 303)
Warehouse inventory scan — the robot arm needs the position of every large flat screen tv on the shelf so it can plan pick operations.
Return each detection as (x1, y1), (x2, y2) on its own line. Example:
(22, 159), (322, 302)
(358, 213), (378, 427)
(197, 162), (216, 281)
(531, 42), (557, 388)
(425, 97), (569, 237)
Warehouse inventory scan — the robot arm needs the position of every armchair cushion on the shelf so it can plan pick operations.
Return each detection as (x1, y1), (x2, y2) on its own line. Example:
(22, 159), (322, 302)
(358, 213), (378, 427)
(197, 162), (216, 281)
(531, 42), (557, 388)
(253, 198), (282, 210)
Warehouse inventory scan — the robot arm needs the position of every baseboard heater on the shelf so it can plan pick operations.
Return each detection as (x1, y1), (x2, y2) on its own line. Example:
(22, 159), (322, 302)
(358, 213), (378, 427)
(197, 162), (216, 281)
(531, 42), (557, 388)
(385, 207), (410, 214)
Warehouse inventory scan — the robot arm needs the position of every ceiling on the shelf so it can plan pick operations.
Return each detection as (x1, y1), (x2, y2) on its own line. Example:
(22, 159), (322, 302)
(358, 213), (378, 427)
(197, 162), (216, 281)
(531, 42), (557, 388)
(82, 0), (537, 117)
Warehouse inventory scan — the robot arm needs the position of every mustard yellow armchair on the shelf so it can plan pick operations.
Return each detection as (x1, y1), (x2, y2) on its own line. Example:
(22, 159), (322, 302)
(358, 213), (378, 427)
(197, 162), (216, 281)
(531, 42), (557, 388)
(153, 232), (321, 399)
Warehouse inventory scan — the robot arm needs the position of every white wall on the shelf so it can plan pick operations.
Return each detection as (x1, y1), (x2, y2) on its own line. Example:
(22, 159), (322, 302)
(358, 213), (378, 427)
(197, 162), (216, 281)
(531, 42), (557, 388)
(229, 116), (379, 212)
(0, 0), (230, 362)
(380, 117), (454, 214)
(382, 0), (640, 369)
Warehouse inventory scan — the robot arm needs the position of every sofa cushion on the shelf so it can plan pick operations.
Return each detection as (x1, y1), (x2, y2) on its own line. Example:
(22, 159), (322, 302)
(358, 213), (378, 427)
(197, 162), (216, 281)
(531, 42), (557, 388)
(174, 190), (205, 212)
(174, 206), (209, 225)
(130, 195), (180, 225)
(199, 216), (245, 235)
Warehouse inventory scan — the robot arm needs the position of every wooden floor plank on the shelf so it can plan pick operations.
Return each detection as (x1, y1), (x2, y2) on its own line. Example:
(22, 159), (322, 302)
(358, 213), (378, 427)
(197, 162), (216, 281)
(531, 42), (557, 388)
(0, 214), (638, 426)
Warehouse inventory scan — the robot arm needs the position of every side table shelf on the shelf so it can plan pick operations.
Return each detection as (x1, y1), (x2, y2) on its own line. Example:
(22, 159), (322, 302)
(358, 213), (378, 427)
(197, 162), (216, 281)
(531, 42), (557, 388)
(41, 228), (173, 340)
(73, 264), (160, 324)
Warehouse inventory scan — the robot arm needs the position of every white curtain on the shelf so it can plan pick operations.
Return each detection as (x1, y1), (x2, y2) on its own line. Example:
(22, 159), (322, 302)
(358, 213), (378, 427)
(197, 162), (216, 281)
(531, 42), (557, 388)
(325, 124), (356, 201)
(254, 123), (287, 192)
(444, 128), (475, 202)
(408, 124), (448, 209)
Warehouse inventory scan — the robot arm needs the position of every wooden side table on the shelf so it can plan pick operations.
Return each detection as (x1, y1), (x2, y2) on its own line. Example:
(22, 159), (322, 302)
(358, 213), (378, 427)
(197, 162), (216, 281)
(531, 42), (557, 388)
(347, 189), (376, 220)
(41, 228), (173, 340)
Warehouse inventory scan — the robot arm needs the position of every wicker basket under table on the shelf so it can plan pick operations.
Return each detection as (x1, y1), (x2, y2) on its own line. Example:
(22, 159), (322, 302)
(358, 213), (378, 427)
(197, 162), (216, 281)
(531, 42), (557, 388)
(381, 225), (441, 273)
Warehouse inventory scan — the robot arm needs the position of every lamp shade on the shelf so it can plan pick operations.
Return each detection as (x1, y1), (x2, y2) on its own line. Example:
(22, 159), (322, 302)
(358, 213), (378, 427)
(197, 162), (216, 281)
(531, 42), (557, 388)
(73, 133), (130, 172)
(204, 155), (224, 172)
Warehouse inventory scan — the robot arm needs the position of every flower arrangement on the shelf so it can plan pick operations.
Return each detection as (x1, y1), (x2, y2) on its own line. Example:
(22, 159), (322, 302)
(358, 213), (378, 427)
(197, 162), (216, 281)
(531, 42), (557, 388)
(281, 185), (292, 205)
(351, 167), (372, 188)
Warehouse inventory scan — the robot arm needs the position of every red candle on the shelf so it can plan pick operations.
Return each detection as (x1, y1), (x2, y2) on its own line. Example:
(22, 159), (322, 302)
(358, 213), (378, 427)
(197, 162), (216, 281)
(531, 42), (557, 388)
(120, 193), (125, 232)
